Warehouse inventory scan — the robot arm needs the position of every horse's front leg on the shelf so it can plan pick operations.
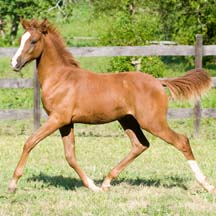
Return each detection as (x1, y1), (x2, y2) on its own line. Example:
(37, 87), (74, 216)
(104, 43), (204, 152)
(60, 124), (101, 191)
(8, 115), (63, 192)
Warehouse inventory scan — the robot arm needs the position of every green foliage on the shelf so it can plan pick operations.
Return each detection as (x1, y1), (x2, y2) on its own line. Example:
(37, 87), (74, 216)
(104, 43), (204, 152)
(0, 89), (33, 109)
(99, 8), (161, 75)
(141, 56), (165, 77)
(108, 56), (135, 72)
(154, 0), (216, 44)
(99, 11), (160, 46)
(91, 0), (216, 70)
(108, 56), (166, 78)
(91, 0), (140, 14)
(0, 0), (75, 46)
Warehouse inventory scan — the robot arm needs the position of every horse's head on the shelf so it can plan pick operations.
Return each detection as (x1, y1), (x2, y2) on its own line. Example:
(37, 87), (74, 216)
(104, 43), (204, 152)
(11, 19), (48, 71)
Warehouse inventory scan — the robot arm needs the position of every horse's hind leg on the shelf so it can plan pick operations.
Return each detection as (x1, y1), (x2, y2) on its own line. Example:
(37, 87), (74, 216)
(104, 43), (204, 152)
(102, 115), (150, 191)
(143, 120), (216, 194)
(60, 124), (101, 191)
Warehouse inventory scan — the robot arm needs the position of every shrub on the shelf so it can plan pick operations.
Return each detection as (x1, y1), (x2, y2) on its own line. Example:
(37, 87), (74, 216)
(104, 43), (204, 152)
(107, 56), (135, 72)
(141, 56), (165, 77)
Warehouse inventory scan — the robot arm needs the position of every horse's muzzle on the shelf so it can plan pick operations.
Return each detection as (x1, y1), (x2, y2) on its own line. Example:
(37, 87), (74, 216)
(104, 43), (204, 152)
(12, 66), (21, 72)
(11, 59), (25, 72)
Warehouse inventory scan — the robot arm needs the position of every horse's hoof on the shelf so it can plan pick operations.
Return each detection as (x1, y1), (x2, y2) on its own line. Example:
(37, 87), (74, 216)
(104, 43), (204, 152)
(8, 181), (17, 193)
(86, 177), (102, 192)
(8, 186), (17, 193)
(87, 184), (102, 192)
(92, 186), (102, 192)
(101, 182), (111, 192)
(102, 186), (110, 192)
(210, 187), (216, 195)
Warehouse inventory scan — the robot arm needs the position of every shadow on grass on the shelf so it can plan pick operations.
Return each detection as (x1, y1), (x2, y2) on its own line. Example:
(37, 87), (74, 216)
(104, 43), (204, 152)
(112, 175), (189, 190)
(27, 173), (83, 190)
(27, 172), (189, 190)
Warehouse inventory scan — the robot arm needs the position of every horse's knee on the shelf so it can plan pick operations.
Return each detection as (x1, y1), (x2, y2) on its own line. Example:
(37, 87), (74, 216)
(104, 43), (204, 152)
(175, 135), (194, 160)
(176, 135), (189, 151)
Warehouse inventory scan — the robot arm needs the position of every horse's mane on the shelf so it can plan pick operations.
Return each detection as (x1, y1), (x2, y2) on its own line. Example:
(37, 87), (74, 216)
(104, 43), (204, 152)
(43, 22), (80, 68)
(29, 19), (79, 67)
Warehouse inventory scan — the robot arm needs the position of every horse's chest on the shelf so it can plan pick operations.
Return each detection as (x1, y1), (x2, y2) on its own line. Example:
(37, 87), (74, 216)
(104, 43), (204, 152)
(41, 91), (60, 113)
(41, 96), (53, 115)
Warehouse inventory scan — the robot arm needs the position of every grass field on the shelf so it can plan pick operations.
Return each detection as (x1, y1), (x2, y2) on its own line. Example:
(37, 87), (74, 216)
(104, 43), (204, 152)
(0, 119), (215, 215)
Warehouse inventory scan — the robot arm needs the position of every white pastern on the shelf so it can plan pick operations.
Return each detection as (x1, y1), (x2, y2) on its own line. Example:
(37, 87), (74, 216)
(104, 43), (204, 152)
(188, 160), (214, 192)
(11, 32), (31, 68)
(86, 177), (102, 192)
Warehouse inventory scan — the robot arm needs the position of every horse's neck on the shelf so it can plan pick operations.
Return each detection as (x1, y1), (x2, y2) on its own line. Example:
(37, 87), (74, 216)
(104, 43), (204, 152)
(37, 38), (67, 88)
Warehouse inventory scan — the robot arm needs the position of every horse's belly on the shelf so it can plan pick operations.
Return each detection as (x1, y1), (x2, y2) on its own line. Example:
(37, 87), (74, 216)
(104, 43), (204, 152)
(72, 103), (129, 124)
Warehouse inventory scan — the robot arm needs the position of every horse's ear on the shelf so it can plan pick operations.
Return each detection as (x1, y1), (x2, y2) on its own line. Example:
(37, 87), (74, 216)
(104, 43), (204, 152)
(39, 19), (48, 34)
(20, 18), (30, 30)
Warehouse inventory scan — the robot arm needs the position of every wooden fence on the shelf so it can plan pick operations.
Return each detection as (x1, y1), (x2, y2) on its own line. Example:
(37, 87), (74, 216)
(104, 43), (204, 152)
(0, 34), (216, 135)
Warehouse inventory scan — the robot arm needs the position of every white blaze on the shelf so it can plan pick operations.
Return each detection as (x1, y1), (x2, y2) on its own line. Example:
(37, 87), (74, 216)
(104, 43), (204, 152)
(11, 32), (31, 68)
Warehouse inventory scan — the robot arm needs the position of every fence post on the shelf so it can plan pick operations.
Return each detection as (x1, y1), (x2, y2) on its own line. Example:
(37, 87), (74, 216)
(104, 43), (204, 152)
(131, 58), (141, 71)
(193, 34), (203, 137)
(33, 62), (40, 130)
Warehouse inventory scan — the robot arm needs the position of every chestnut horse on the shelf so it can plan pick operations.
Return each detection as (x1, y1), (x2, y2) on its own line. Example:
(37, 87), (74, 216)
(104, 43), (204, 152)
(10, 19), (215, 194)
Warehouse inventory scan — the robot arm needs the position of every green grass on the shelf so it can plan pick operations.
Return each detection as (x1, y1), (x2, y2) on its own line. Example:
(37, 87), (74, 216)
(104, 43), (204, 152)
(0, 119), (216, 215)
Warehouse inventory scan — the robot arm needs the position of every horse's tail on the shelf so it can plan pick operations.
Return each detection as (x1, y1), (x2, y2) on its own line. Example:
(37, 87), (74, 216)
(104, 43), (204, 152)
(160, 69), (212, 101)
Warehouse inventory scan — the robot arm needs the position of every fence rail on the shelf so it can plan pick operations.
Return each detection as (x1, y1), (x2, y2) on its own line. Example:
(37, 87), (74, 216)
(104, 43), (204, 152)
(0, 45), (216, 58)
(1, 45), (216, 58)
(0, 34), (216, 135)
(1, 108), (216, 121)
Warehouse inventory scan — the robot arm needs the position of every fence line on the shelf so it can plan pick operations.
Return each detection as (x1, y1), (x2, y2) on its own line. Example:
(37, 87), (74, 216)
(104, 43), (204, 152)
(1, 108), (216, 121)
(0, 45), (216, 58)
(0, 34), (216, 135)
(2, 45), (216, 58)
(193, 35), (203, 136)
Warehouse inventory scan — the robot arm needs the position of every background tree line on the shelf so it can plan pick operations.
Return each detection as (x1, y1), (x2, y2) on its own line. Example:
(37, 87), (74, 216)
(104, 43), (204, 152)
(1, 0), (216, 45)
(0, 0), (216, 73)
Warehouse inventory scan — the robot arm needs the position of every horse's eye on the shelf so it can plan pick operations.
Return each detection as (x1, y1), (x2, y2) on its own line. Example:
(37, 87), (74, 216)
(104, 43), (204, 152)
(31, 39), (37, 45)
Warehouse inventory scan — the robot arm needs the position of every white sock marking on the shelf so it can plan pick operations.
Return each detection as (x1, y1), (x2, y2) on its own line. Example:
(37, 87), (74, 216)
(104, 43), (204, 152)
(11, 32), (31, 68)
(86, 177), (101, 192)
(188, 160), (214, 192)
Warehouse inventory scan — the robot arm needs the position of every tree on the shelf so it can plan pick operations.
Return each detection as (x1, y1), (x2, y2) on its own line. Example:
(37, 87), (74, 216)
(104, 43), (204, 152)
(91, 0), (164, 74)
(0, 0), (74, 46)
(153, 0), (216, 45)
